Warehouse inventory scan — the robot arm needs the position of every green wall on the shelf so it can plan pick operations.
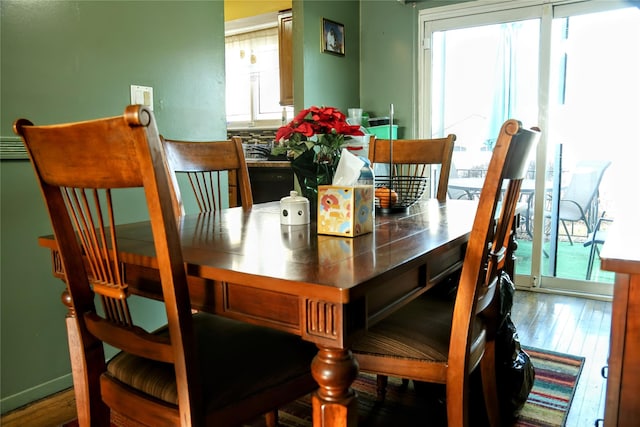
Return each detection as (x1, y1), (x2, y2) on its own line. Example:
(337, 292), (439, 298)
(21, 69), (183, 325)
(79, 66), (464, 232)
(360, 1), (418, 138)
(0, 0), (457, 415)
(0, 0), (227, 412)
(294, 0), (360, 113)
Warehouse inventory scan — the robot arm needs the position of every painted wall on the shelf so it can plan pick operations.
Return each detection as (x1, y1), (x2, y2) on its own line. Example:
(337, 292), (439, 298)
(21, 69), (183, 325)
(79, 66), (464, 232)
(294, 0), (360, 114)
(0, 0), (227, 412)
(360, 1), (419, 138)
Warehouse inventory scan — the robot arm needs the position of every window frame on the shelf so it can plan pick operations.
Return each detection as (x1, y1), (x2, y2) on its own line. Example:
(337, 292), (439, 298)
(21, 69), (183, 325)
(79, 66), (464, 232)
(225, 12), (285, 129)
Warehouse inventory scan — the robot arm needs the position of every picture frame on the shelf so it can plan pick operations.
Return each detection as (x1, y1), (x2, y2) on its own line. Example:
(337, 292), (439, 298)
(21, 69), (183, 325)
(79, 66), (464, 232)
(321, 18), (345, 56)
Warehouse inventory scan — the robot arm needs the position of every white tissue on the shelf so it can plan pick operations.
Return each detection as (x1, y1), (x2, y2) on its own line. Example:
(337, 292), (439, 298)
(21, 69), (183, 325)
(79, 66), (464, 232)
(332, 149), (365, 186)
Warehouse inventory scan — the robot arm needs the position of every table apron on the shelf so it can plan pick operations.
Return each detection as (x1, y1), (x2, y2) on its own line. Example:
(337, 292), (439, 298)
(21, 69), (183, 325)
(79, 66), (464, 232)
(47, 238), (466, 349)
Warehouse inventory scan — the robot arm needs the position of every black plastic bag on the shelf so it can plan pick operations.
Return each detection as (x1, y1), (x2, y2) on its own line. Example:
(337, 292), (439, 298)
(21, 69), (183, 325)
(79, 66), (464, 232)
(495, 272), (536, 421)
(418, 270), (536, 422)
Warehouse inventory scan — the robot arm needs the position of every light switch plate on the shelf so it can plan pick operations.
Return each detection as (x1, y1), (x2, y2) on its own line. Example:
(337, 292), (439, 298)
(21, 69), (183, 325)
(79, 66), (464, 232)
(130, 85), (153, 110)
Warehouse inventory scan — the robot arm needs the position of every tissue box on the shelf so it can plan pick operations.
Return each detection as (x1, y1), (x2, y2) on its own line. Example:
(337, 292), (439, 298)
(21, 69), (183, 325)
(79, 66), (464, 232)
(317, 185), (374, 237)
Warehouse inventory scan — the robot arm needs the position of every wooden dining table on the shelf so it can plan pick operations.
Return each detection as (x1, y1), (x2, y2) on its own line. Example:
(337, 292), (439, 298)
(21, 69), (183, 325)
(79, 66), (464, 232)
(39, 198), (477, 427)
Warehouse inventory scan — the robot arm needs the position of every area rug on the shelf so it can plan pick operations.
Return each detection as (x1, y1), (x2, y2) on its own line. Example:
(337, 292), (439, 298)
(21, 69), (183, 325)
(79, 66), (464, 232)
(243, 346), (584, 427)
(63, 347), (584, 427)
(513, 347), (585, 427)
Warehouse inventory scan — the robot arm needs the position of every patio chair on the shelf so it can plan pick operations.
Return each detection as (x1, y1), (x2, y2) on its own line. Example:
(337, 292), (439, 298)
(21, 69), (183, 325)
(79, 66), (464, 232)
(545, 159), (611, 244)
(352, 119), (540, 427)
(14, 105), (317, 427)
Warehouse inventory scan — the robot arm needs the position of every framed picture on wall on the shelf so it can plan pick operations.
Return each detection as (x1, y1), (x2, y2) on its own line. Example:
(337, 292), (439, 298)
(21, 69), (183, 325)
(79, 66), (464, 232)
(322, 18), (345, 56)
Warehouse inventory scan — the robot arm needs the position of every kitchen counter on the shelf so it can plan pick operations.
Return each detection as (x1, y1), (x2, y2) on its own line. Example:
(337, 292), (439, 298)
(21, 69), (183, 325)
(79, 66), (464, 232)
(246, 159), (292, 168)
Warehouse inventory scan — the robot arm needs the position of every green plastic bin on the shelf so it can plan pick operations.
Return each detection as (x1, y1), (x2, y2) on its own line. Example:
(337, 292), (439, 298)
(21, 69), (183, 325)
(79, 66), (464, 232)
(366, 125), (398, 139)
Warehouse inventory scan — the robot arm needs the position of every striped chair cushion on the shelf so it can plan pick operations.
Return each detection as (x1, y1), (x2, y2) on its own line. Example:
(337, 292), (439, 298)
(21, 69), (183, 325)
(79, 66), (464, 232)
(106, 312), (317, 409)
(352, 296), (485, 362)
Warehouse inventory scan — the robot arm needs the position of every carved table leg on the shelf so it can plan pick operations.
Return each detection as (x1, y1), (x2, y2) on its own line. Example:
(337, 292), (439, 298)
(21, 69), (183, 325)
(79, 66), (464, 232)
(311, 346), (359, 427)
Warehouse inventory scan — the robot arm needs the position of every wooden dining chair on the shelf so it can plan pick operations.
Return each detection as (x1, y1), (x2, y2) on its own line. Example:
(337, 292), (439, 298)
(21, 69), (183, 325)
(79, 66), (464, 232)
(14, 105), (318, 427)
(161, 136), (253, 216)
(352, 119), (540, 427)
(368, 134), (456, 204)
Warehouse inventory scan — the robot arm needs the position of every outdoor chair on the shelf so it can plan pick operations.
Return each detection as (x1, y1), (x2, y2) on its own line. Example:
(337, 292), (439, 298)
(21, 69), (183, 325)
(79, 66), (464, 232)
(368, 134), (456, 204)
(584, 216), (613, 280)
(351, 119), (540, 427)
(161, 136), (253, 216)
(545, 159), (611, 244)
(14, 105), (317, 427)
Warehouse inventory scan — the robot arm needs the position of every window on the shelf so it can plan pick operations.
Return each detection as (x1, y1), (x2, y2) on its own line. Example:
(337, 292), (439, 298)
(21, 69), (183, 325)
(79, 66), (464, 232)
(225, 26), (287, 128)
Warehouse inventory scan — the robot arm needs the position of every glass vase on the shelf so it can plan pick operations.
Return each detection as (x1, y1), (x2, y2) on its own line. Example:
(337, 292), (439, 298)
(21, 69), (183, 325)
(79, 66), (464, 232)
(290, 149), (338, 218)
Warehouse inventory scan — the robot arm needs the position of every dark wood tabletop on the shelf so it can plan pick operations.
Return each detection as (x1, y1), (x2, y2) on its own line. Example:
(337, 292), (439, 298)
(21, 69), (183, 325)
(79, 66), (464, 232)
(40, 198), (476, 427)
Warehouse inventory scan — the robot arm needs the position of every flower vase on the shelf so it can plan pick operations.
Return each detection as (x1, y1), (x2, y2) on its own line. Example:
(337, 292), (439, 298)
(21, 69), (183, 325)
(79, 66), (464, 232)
(290, 149), (338, 218)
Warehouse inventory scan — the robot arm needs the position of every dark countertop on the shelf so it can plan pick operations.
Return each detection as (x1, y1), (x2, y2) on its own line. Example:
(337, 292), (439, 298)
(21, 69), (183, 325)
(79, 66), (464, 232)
(246, 159), (292, 168)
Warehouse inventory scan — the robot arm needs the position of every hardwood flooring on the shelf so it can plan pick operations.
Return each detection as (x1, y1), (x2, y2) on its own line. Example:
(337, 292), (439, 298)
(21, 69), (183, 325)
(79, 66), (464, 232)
(511, 290), (611, 427)
(1, 290), (611, 427)
(0, 386), (77, 427)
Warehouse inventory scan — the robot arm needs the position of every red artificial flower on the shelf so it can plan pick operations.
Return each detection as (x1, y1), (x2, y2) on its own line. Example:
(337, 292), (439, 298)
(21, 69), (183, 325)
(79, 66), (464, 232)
(294, 121), (315, 137)
(273, 105), (364, 160)
(275, 126), (295, 142)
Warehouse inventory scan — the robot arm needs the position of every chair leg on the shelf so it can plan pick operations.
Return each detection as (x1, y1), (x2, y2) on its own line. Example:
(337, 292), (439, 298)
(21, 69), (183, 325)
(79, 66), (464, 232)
(445, 377), (468, 427)
(480, 341), (501, 427)
(585, 243), (600, 280)
(265, 410), (278, 427)
(561, 220), (573, 245)
(376, 375), (389, 401)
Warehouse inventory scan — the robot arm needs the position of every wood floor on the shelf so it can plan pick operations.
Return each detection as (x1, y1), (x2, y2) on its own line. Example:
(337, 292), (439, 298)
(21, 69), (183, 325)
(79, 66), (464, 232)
(511, 290), (611, 427)
(1, 290), (612, 427)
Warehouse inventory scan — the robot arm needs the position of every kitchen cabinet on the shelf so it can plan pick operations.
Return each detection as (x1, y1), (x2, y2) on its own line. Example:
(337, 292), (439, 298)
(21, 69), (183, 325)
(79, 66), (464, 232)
(600, 218), (640, 427)
(278, 9), (293, 106)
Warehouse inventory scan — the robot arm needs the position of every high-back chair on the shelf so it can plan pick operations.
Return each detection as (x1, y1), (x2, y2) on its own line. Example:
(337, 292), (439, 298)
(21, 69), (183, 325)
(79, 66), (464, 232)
(14, 105), (317, 427)
(352, 119), (540, 426)
(368, 135), (456, 204)
(545, 159), (611, 244)
(161, 136), (253, 216)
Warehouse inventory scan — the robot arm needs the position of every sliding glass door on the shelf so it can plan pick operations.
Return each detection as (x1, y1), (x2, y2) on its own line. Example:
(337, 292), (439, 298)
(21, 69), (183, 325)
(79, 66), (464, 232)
(542, 5), (640, 293)
(420, 1), (640, 298)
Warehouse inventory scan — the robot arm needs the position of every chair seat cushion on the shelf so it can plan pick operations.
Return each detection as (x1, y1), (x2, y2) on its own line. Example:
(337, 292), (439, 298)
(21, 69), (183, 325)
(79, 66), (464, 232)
(352, 295), (485, 363)
(106, 313), (317, 410)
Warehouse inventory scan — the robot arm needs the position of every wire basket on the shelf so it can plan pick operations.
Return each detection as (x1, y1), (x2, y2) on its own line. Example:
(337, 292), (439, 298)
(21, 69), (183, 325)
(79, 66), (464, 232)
(374, 175), (428, 212)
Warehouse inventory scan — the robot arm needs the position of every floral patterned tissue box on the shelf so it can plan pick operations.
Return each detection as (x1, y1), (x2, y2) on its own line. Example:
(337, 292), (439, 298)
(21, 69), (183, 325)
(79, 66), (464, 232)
(317, 185), (374, 237)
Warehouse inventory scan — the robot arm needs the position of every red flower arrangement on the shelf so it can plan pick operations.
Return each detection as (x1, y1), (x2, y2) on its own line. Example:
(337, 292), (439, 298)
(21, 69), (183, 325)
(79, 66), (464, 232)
(273, 105), (364, 163)
(272, 106), (365, 213)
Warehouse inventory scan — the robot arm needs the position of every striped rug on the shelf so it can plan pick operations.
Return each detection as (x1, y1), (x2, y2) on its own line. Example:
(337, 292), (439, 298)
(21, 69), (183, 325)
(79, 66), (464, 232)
(514, 347), (585, 427)
(64, 347), (584, 427)
(245, 346), (584, 427)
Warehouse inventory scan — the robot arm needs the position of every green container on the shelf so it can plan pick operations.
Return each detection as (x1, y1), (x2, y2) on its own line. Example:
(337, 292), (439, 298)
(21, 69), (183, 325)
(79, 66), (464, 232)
(366, 125), (398, 139)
